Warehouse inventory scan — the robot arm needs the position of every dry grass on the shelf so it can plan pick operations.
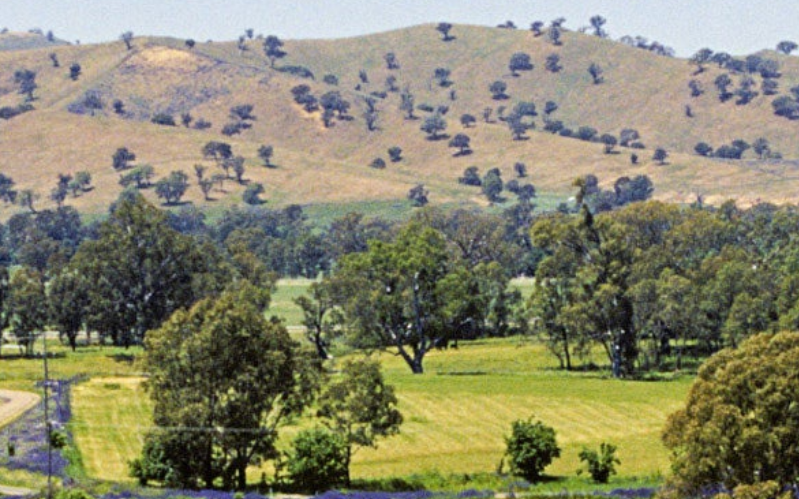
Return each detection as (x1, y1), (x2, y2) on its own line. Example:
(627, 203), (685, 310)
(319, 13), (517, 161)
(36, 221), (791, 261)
(1, 26), (798, 219)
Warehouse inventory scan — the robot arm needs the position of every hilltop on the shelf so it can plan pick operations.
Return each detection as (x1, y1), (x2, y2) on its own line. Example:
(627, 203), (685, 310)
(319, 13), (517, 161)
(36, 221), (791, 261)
(2, 23), (799, 219)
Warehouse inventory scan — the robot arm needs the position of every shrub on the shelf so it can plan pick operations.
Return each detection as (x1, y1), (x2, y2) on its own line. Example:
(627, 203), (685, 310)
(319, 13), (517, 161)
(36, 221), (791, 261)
(242, 183), (265, 205)
(370, 158), (386, 169)
(276, 65), (315, 79)
(323, 74), (339, 85)
(504, 416), (560, 482)
(151, 113), (176, 126)
(578, 442), (620, 483)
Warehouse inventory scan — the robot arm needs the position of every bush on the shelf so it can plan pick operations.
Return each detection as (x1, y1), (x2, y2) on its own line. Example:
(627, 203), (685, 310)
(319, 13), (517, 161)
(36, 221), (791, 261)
(287, 427), (347, 493)
(242, 183), (265, 205)
(276, 65), (315, 79)
(504, 416), (560, 482)
(151, 113), (176, 126)
(578, 442), (620, 483)
(370, 158), (386, 169)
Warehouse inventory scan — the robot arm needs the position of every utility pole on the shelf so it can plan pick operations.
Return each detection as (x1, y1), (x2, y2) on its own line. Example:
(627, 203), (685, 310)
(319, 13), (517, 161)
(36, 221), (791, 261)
(42, 333), (52, 499)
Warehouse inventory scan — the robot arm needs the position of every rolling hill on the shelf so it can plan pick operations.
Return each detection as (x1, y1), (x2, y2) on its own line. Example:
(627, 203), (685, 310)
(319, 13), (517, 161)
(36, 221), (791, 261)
(2, 24), (799, 219)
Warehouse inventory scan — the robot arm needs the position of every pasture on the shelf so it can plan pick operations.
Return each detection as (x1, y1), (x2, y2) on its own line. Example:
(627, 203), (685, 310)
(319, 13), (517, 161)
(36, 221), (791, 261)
(0, 278), (691, 492)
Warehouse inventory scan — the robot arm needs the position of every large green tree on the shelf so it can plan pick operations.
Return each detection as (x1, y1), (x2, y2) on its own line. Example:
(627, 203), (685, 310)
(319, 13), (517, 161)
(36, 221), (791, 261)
(7, 267), (47, 357)
(133, 283), (319, 490)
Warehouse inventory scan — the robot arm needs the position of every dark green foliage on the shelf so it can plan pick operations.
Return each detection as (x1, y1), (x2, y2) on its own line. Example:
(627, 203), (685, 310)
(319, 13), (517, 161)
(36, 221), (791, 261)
(119, 165), (155, 189)
(663, 333), (799, 496)
(547, 22), (563, 46)
(370, 157), (386, 169)
(0, 174), (17, 203)
(399, 87), (415, 119)
(323, 74), (338, 86)
(735, 75), (758, 105)
(449, 133), (471, 155)
(600, 134), (617, 154)
(576, 126), (598, 141)
(715, 74), (734, 102)
(7, 267), (47, 356)
(258, 145), (274, 167)
(589, 15), (608, 38)
(120, 31), (134, 50)
(384, 52), (399, 70)
(277, 65), (315, 79)
(112, 99), (125, 115)
(619, 129), (640, 147)
(694, 142), (713, 156)
(242, 183), (265, 205)
(151, 113), (176, 126)
(287, 428), (347, 492)
(578, 443), (620, 483)
(434, 67), (452, 87)
(14, 69), (37, 101)
(230, 104), (255, 121)
(420, 113), (447, 139)
(185, 39), (195, 49)
(653, 147), (668, 164)
(762, 77), (779, 96)
(49, 52), (59, 67)
(772, 95), (799, 119)
(0, 103), (33, 121)
(588, 63), (604, 84)
(202, 141), (233, 163)
(504, 417), (560, 482)
(688, 79), (703, 97)
(530, 21), (544, 36)
(459, 166), (481, 186)
(514, 162), (527, 178)
(460, 113), (476, 128)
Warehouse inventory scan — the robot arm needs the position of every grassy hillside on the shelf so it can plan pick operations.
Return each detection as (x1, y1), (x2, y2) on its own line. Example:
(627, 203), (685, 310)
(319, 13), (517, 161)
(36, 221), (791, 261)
(2, 25), (799, 219)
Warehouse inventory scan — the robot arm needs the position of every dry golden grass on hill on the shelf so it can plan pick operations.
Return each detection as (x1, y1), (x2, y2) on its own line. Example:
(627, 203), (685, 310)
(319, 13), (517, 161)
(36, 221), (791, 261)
(2, 25), (799, 218)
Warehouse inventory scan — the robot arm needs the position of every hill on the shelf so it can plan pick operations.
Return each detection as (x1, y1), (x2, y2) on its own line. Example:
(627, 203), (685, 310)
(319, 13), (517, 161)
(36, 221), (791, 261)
(2, 24), (799, 219)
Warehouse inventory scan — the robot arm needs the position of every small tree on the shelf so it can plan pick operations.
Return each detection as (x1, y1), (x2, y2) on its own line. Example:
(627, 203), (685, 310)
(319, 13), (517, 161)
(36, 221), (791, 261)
(370, 157), (386, 169)
(504, 417), (560, 482)
(154, 171), (189, 205)
(384, 52), (399, 70)
(185, 39), (196, 49)
(433, 67), (452, 87)
(436, 22), (454, 41)
(318, 358), (402, 486)
(421, 113), (447, 140)
(600, 134), (618, 154)
(482, 168), (503, 202)
(408, 184), (429, 207)
(113, 99), (125, 115)
(588, 63), (604, 84)
(120, 31), (134, 50)
(509, 52), (533, 76)
(688, 79), (703, 97)
(460, 113), (476, 128)
(263, 35), (286, 67)
(490, 80), (509, 100)
(0, 174), (17, 204)
(399, 87), (416, 119)
(388, 146), (402, 162)
(14, 69), (37, 101)
(49, 52), (59, 67)
(653, 147), (668, 165)
(777, 40), (798, 55)
(459, 166), (481, 186)
(578, 443), (620, 483)
(449, 133), (471, 156)
(258, 145), (274, 167)
(531, 21), (544, 36)
(69, 62), (81, 81)
(514, 162), (527, 178)
(545, 53), (562, 73)
(287, 428), (348, 493)
(112, 147), (136, 170)
(242, 183), (265, 205)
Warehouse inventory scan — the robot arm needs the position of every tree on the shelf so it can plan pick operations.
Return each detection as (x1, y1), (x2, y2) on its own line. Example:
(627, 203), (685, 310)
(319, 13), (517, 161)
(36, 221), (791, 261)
(388, 146), (402, 162)
(364, 109), (379, 131)
(369, 157), (386, 169)
(0, 174), (17, 204)
(257, 145), (274, 167)
(777, 40), (798, 55)
(514, 162), (527, 178)
(133, 283), (317, 490)
(399, 87), (416, 119)
(67, 195), (227, 346)
(318, 358), (402, 486)
(715, 73), (734, 102)
(490, 80), (508, 100)
(17, 190), (38, 213)
(227, 156), (246, 183)
(690, 47), (713, 74)
(653, 147), (668, 165)
(113, 99), (125, 115)
(155, 171), (189, 205)
(48, 268), (89, 351)
(694, 142), (714, 157)
(688, 79), (703, 97)
(14, 69), (37, 101)
(545, 53), (562, 73)
(600, 134), (617, 154)
(120, 31), (134, 50)
(662, 332), (799, 497)
(202, 141), (233, 165)
(762, 77), (779, 96)
(509, 52), (533, 76)
(547, 23), (562, 46)
(49, 52), (59, 67)
(433, 67), (451, 87)
(185, 39), (196, 49)
(384, 51), (399, 70)
(588, 62), (604, 84)
(436, 22), (453, 41)
(589, 15), (608, 38)
(504, 417), (560, 482)
(69, 62), (81, 81)
(242, 183), (265, 205)
(449, 133), (471, 156)
(578, 443), (620, 483)
(7, 267), (47, 357)
(294, 281), (341, 360)
(753, 137), (771, 159)
(263, 35), (286, 67)
(229, 104), (255, 121)
(407, 184), (429, 207)
(507, 115), (528, 140)
(420, 113), (447, 140)
(286, 428), (348, 492)
(119, 165), (155, 189)
(459, 166), (482, 186)
(482, 168), (503, 202)
(460, 113), (476, 128)
(531, 21), (544, 36)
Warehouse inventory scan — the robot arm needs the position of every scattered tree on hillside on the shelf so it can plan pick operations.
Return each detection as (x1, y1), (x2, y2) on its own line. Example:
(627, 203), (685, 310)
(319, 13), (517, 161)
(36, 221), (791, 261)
(384, 51), (399, 70)
(14, 69), (37, 101)
(263, 35), (286, 68)
(688, 79), (703, 97)
(320, 91), (350, 121)
(459, 166), (482, 186)
(68, 62), (81, 81)
(589, 15), (608, 38)
(514, 162), (527, 178)
(490, 80), (509, 100)
(547, 21), (563, 46)
(317, 358), (402, 486)
(7, 267), (47, 357)
(420, 112), (447, 140)
(120, 31), (134, 50)
(230, 104), (255, 122)
(242, 183), (265, 205)
(507, 115), (529, 140)
(482, 168), (504, 202)
(600, 134), (617, 154)
(113, 99), (125, 115)
(436, 22), (454, 41)
(399, 86), (416, 119)
(619, 128), (640, 147)
(449, 133), (471, 156)
(433, 67), (452, 87)
(735, 75), (759, 105)
(504, 417), (561, 482)
(694, 142), (713, 157)
(16, 190), (38, 213)
(112, 147), (136, 170)
(588, 63), (604, 84)
(151, 113), (176, 126)
(185, 39), (195, 49)
(509, 52), (534, 76)
(155, 171), (189, 205)
(407, 184), (429, 207)
(545, 53), (562, 73)
(752, 137), (771, 159)
(202, 141), (233, 165)
(530, 21), (544, 36)
(653, 147), (668, 165)
(369, 158), (386, 169)
(460, 113), (476, 128)
(714, 74), (734, 102)
(762, 77), (779, 96)
(388, 146), (402, 162)
(689, 47), (713, 74)
(258, 145), (274, 167)
(49, 52), (59, 67)
(777, 40), (798, 55)
(0, 174), (17, 204)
